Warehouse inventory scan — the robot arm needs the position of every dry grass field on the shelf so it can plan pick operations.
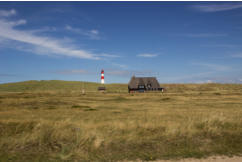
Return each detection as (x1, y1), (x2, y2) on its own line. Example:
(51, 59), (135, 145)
(0, 81), (242, 161)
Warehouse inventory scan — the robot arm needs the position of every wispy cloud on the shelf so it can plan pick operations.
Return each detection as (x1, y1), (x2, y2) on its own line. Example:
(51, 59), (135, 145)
(106, 70), (130, 77)
(158, 71), (214, 83)
(195, 80), (214, 84)
(196, 76), (242, 84)
(111, 63), (128, 69)
(0, 73), (17, 77)
(54, 68), (157, 79)
(231, 53), (242, 58)
(137, 53), (158, 58)
(65, 25), (100, 40)
(106, 69), (158, 77)
(178, 33), (227, 38)
(54, 69), (89, 75)
(0, 20), (98, 59)
(99, 54), (120, 58)
(0, 9), (116, 60)
(28, 26), (57, 34)
(201, 44), (240, 48)
(158, 71), (242, 84)
(192, 63), (231, 71)
(0, 9), (16, 17)
(192, 3), (242, 12)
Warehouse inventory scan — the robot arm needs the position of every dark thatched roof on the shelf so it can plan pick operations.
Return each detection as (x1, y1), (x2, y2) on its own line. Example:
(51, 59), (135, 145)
(128, 76), (160, 89)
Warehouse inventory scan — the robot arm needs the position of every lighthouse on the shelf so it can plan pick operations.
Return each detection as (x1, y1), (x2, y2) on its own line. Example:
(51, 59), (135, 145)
(98, 69), (106, 92)
(101, 69), (105, 84)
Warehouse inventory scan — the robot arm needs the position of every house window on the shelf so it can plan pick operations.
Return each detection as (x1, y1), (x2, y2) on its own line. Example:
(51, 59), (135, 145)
(138, 85), (145, 89)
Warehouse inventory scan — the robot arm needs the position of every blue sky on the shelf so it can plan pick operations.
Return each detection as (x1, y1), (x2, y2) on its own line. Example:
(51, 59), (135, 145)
(0, 2), (242, 84)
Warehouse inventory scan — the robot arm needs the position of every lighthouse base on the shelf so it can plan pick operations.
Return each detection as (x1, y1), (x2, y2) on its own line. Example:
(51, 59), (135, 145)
(98, 86), (106, 92)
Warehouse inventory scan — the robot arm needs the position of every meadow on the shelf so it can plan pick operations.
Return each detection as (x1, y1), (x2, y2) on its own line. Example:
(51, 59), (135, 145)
(0, 80), (242, 161)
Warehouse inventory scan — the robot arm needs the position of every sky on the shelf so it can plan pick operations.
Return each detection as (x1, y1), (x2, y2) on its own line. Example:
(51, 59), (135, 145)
(0, 2), (242, 84)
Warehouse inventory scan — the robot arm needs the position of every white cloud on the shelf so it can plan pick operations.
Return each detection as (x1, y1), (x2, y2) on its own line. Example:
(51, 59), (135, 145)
(0, 9), (16, 17)
(192, 4), (242, 12)
(9, 19), (27, 26)
(65, 25), (100, 40)
(0, 19), (98, 59)
(0, 10), (114, 60)
(90, 29), (99, 35)
(137, 53), (158, 58)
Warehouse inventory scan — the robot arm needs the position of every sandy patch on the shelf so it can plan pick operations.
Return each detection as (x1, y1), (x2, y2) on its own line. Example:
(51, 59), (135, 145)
(126, 156), (242, 162)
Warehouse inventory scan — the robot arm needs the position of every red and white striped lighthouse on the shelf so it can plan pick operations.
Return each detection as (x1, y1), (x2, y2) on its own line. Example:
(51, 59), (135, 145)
(101, 69), (105, 84)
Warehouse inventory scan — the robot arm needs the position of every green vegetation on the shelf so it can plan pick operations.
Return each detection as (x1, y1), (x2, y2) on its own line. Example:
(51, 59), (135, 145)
(0, 80), (242, 161)
(0, 80), (127, 93)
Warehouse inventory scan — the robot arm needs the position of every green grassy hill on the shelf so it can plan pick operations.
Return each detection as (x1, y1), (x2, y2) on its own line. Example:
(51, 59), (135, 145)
(0, 80), (242, 93)
(0, 80), (128, 93)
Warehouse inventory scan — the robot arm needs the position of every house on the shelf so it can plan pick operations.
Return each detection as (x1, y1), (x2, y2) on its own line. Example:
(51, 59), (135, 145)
(128, 76), (164, 93)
